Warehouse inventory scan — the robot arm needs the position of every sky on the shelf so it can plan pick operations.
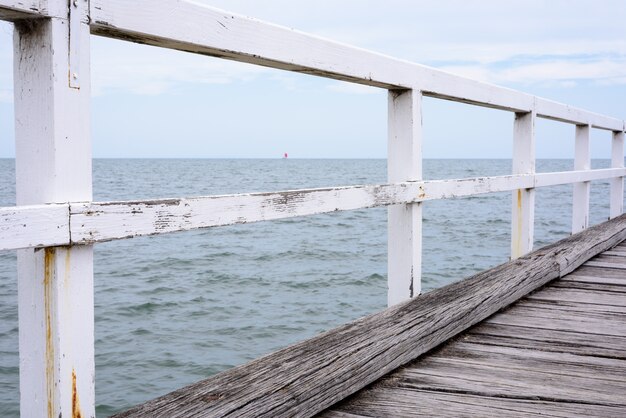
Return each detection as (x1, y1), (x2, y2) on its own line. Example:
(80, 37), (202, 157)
(0, 0), (625, 159)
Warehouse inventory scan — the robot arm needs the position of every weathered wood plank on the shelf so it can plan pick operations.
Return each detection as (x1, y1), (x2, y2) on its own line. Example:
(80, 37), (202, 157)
(88, 0), (534, 110)
(591, 254), (626, 263)
(569, 265), (626, 279)
(551, 279), (626, 293)
(69, 176), (530, 243)
(528, 288), (626, 306)
(487, 305), (626, 336)
(585, 261), (626, 269)
(420, 341), (626, 381)
(466, 322), (626, 358)
(321, 388), (626, 418)
(113, 216), (626, 418)
(601, 250), (626, 257)
(0, 204), (69, 251)
(70, 169), (626, 244)
(389, 362), (626, 406)
(88, 0), (625, 129)
(319, 411), (370, 418)
(561, 274), (626, 286)
(518, 298), (626, 314)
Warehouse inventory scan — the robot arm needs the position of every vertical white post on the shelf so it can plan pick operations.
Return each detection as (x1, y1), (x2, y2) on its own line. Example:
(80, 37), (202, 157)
(511, 111), (536, 259)
(388, 89), (422, 306)
(572, 124), (591, 233)
(610, 130), (624, 218)
(14, 6), (94, 418)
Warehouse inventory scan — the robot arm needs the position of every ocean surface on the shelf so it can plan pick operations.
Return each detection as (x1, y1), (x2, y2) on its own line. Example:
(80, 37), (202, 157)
(0, 158), (620, 416)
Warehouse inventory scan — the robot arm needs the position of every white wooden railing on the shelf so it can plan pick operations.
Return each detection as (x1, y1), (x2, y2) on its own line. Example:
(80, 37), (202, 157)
(0, 1), (624, 417)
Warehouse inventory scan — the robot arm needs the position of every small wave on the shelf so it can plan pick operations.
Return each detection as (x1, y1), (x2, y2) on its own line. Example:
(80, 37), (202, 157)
(119, 301), (179, 316)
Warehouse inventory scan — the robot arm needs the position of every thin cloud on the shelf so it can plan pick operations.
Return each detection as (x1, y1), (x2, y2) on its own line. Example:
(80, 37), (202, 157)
(442, 56), (626, 87)
(91, 37), (271, 96)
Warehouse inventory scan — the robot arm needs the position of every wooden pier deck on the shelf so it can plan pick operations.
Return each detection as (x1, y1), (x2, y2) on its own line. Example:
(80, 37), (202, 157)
(114, 215), (626, 418)
(320, 244), (626, 417)
(3, 1), (625, 416)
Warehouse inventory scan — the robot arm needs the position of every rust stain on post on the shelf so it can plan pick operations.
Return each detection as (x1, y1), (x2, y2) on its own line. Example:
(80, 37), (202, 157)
(513, 189), (523, 258)
(72, 369), (83, 418)
(64, 249), (71, 287)
(44, 248), (55, 418)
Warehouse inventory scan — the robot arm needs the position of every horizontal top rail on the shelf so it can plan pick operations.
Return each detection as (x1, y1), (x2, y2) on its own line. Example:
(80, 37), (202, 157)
(1, 168), (625, 251)
(0, 0), (623, 130)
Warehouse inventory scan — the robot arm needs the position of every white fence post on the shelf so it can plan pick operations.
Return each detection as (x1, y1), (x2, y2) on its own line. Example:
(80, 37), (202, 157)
(511, 110), (536, 259)
(610, 130), (624, 218)
(572, 124), (591, 233)
(388, 89), (422, 306)
(14, 6), (95, 418)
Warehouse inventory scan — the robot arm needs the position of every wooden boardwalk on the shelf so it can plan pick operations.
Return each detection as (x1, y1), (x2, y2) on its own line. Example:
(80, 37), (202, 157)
(320, 243), (626, 417)
(113, 216), (626, 418)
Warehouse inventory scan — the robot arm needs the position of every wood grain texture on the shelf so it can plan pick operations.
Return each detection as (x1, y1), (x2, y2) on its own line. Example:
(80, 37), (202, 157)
(518, 298), (626, 314)
(585, 261), (626, 269)
(486, 305), (626, 336)
(569, 265), (626, 279)
(322, 246), (626, 417)
(550, 279), (626, 293)
(525, 286), (626, 306)
(113, 215), (626, 418)
(388, 359), (626, 405)
(466, 323), (626, 358)
(320, 388), (626, 418)
(561, 274), (626, 286)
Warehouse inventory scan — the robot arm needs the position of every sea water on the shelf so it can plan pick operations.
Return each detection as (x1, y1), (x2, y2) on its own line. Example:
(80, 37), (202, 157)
(0, 158), (618, 416)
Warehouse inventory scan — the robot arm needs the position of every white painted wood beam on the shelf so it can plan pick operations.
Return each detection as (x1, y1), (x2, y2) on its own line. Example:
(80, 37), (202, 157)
(0, 168), (624, 251)
(511, 110), (536, 259)
(68, 169), (626, 245)
(534, 167), (626, 186)
(0, 204), (69, 250)
(0, 0), (51, 20)
(86, 0), (527, 112)
(610, 131), (624, 218)
(387, 90), (422, 306)
(535, 98), (623, 131)
(572, 124), (591, 233)
(13, 11), (95, 418)
(87, 0), (625, 127)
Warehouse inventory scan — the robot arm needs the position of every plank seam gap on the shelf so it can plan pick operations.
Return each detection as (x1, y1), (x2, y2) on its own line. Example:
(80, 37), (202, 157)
(399, 386), (626, 407)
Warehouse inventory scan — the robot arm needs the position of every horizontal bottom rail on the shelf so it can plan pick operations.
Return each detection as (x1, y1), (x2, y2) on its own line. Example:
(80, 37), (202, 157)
(111, 214), (626, 418)
(0, 168), (624, 250)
